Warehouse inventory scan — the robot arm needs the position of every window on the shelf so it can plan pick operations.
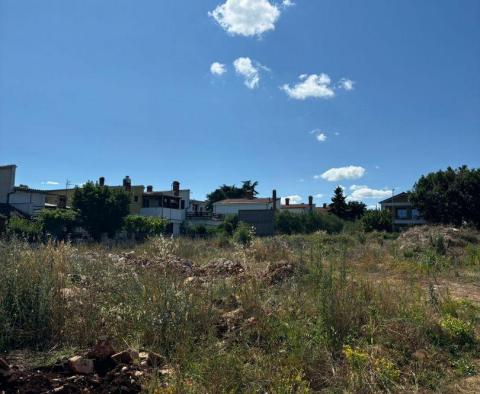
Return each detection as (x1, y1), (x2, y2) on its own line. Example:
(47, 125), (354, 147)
(181, 200), (185, 209)
(134, 196), (138, 202)
(396, 208), (409, 219)
(412, 209), (421, 219)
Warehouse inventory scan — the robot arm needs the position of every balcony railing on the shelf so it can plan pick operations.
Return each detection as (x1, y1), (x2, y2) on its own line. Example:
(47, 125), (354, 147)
(186, 212), (224, 220)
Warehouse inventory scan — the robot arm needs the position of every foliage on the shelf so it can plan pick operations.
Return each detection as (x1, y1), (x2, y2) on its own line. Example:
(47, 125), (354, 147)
(37, 209), (78, 240)
(410, 165), (480, 228)
(233, 222), (255, 245)
(123, 215), (167, 240)
(361, 209), (393, 232)
(275, 211), (343, 235)
(6, 217), (42, 241)
(72, 181), (131, 240)
(206, 180), (259, 210)
(329, 186), (366, 220)
(220, 214), (239, 236)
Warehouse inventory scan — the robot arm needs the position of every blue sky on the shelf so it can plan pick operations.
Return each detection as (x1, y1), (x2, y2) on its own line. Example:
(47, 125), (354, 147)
(1, 0), (479, 206)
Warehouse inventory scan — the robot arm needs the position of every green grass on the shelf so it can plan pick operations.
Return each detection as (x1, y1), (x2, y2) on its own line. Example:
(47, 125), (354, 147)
(0, 230), (479, 392)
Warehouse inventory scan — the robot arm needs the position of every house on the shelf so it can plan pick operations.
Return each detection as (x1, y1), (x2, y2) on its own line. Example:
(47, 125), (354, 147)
(0, 164), (53, 217)
(213, 190), (280, 216)
(281, 196), (315, 214)
(379, 192), (426, 228)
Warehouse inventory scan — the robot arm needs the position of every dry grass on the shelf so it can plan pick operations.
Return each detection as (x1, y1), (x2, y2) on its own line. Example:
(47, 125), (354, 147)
(0, 229), (479, 392)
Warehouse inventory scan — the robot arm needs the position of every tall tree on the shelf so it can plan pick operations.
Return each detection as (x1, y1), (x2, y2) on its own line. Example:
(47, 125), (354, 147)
(409, 166), (480, 228)
(72, 181), (131, 240)
(329, 186), (348, 218)
(206, 180), (259, 210)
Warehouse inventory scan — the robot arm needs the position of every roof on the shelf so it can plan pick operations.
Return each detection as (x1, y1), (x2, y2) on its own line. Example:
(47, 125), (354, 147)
(282, 204), (313, 209)
(143, 192), (180, 199)
(215, 198), (277, 205)
(0, 164), (17, 169)
(378, 192), (409, 204)
(14, 186), (48, 194)
(191, 199), (206, 204)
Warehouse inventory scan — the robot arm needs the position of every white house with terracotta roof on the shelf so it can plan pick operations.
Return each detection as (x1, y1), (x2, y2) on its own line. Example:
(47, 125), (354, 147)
(213, 190), (280, 216)
(281, 196), (315, 214)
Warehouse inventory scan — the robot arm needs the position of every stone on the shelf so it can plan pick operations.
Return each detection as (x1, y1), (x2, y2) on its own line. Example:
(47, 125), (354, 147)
(0, 357), (11, 379)
(87, 339), (116, 360)
(111, 349), (139, 365)
(139, 351), (165, 367)
(68, 356), (94, 375)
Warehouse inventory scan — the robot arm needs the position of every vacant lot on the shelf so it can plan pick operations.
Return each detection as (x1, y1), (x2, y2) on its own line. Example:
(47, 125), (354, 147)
(1, 226), (479, 393)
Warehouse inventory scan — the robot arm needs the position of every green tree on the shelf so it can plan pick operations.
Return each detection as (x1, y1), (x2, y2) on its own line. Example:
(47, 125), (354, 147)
(361, 210), (392, 232)
(206, 180), (259, 210)
(329, 186), (348, 219)
(124, 215), (167, 241)
(409, 166), (480, 228)
(72, 181), (130, 240)
(346, 201), (367, 221)
(38, 209), (78, 240)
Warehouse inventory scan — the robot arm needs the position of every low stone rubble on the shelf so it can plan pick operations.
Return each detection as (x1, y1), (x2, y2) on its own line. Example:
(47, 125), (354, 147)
(0, 340), (168, 393)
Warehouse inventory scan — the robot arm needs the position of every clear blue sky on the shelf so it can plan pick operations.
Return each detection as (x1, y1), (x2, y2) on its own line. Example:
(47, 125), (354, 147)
(1, 0), (479, 206)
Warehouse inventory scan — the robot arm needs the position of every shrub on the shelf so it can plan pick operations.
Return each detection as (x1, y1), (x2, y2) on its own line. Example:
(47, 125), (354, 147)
(37, 209), (78, 240)
(361, 210), (392, 232)
(233, 222), (255, 245)
(72, 181), (130, 240)
(440, 315), (476, 349)
(6, 217), (42, 241)
(221, 214), (239, 236)
(124, 215), (168, 240)
(275, 211), (343, 235)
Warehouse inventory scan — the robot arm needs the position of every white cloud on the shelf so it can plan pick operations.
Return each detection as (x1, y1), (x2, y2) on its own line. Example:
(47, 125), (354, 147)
(281, 73), (335, 100)
(209, 0), (281, 37)
(281, 194), (302, 204)
(314, 193), (324, 198)
(210, 62), (227, 75)
(282, 0), (295, 7)
(41, 181), (60, 185)
(316, 132), (327, 142)
(338, 78), (355, 91)
(233, 57), (261, 89)
(348, 186), (392, 201)
(315, 166), (366, 182)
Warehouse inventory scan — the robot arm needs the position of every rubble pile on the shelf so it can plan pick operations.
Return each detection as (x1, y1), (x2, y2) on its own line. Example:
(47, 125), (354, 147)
(200, 258), (246, 277)
(0, 340), (167, 393)
(398, 225), (480, 255)
(262, 260), (297, 284)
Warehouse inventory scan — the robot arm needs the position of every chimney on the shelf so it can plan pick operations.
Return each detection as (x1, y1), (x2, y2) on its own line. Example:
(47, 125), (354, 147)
(285, 198), (290, 206)
(172, 181), (180, 197)
(146, 185), (153, 193)
(272, 189), (277, 210)
(308, 195), (313, 212)
(99, 177), (105, 187)
(323, 203), (327, 209)
(123, 176), (131, 192)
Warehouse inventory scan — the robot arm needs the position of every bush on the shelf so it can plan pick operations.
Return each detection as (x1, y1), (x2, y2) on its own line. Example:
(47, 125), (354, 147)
(275, 211), (343, 235)
(220, 214), (239, 236)
(361, 210), (392, 232)
(233, 222), (254, 245)
(37, 209), (78, 240)
(6, 217), (42, 241)
(72, 181), (130, 240)
(124, 215), (168, 240)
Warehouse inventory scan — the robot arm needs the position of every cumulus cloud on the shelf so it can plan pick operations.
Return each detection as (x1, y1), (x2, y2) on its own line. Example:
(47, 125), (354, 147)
(316, 132), (327, 142)
(209, 0), (281, 37)
(210, 62), (227, 75)
(338, 78), (355, 91)
(315, 166), (366, 182)
(281, 73), (335, 100)
(233, 57), (261, 89)
(314, 193), (324, 198)
(281, 194), (302, 204)
(41, 181), (60, 185)
(348, 186), (392, 200)
(282, 0), (295, 7)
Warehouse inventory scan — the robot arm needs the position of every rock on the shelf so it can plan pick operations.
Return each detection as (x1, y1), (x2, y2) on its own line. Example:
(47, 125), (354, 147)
(87, 338), (116, 360)
(68, 356), (94, 375)
(0, 357), (11, 379)
(138, 351), (165, 367)
(111, 349), (139, 365)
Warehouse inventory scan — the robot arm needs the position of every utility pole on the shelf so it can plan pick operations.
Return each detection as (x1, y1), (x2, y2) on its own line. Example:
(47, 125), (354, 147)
(391, 188), (395, 232)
